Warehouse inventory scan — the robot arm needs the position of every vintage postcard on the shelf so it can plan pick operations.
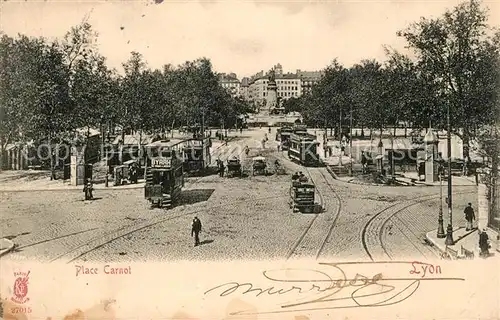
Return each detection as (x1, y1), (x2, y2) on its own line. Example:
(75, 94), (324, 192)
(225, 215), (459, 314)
(0, 0), (499, 319)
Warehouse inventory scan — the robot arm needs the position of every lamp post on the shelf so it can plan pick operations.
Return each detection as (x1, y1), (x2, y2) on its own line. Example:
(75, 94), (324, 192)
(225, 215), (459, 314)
(201, 109), (205, 166)
(377, 139), (384, 173)
(339, 108), (343, 167)
(437, 161), (445, 238)
(349, 107), (353, 176)
(445, 100), (455, 245)
(390, 131), (395, 176)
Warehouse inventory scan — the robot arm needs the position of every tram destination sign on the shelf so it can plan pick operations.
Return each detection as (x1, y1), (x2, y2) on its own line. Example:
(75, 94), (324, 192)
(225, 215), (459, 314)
(152, 158), (172, 168)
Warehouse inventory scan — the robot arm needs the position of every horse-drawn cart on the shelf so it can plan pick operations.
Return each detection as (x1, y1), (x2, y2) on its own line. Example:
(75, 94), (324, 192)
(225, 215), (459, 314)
(251, 156), (267, 176)
(226, 157), (242, 177)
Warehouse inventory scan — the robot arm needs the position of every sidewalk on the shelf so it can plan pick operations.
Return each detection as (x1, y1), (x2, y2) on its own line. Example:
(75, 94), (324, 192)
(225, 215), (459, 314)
(426, 226), (499, 259)
(0, 178), (145, 192)
(0, 238), (15, 257)
(398, 172), (477, 187)
(0, 139), (234, 193)
(327, 167), (478, 187)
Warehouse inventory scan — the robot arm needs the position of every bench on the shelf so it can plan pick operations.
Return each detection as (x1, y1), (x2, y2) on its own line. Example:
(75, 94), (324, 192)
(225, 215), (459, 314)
(461, 245), (475, 259)
(442, 246), (459, 260)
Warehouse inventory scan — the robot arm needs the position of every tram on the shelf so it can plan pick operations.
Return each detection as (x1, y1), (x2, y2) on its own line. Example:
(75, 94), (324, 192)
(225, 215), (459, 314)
(288, 132), (320, 166)
(276, 126), (292, 150)
(144, 139), (184, 208)
(289, 180), (320, 213)
(183, 136), (211, 174)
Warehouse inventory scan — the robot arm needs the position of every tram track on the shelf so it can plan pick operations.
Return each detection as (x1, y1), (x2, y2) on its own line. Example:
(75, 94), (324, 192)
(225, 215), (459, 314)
(41, 192), (287, 263)
(5, 137), (260, 262)
(279, 150), (343, 260)
(361, 190), (475, 261)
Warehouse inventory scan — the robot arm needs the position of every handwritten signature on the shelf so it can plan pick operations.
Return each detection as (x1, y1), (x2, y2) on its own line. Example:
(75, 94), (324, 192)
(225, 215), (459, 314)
(204, 261), (464, 315)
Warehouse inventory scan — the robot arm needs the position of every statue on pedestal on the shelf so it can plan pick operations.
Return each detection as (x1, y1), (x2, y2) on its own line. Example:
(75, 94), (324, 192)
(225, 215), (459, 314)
(263, 68), (278, 115)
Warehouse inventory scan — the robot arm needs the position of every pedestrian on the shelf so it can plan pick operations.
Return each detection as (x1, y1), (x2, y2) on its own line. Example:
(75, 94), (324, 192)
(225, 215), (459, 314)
(464, 202), (476, 231)
(191, 217), (202, 247)
(219, 162), (225, 177)
(298, 172), (308, 182)
(268, 126), (271, 134)
(277, 144), (280, 152)
(83, 178), (93, 200)
(292, 172), (299, 180)
(479, 228), (490, 257)
(361, 151), (368, 174)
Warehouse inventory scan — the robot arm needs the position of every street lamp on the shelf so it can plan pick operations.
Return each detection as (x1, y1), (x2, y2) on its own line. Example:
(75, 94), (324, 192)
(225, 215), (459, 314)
(390, 131), (395, 177)
(445, 100), (455, 245)
(377, 139), (384, 174)
(437, 160), (445, 238)
(349, 107), (353, 176)
(339, 108), (343, 167)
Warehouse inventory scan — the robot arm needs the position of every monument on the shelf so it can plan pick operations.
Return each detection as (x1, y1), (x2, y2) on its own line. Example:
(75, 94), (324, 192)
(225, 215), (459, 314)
(263, 68), (278, 115)
(424, 126), (439, 183)
(247, 66), (301, 126)
(70, 145), (86, 186)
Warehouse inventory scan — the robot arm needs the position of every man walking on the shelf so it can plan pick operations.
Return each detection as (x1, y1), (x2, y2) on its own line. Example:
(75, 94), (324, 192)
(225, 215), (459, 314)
(464, 202), (476, 231)
(479, 228), (490, 257)
(191, 217), (202, 246)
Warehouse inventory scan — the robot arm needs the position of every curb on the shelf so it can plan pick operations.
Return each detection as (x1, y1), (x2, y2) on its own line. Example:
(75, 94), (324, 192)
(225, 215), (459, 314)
(425, 228), (478, 254)
(0, 138), (238, 193)
(0, 184), (145, 193)
(0, 238), (15, 257)
(325, 166), (477, 188)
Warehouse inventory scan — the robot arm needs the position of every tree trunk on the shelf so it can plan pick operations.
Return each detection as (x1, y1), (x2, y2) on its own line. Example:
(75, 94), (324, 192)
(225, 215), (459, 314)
(86, 126), (90, 164)
(49, 133), (55, 180)
(139, 128), (143, 162)
(490, 144), (498, 227)
(462, 130), (470, 160)
(0, 137), (4, 171)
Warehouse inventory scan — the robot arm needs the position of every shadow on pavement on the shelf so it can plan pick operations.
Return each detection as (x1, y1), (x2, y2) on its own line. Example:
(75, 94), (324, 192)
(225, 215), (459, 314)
(77, 197), (103, 202)
(178, 189), (215, 206)
(199, 239), (214, 246)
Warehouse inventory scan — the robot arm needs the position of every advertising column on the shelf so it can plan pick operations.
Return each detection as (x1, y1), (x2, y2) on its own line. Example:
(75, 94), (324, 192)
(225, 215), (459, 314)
(70, 146), (86, 186)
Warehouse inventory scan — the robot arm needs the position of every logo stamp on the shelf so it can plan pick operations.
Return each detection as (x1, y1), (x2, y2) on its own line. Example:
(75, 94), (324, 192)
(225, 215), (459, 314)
(11, 271), (30, 304)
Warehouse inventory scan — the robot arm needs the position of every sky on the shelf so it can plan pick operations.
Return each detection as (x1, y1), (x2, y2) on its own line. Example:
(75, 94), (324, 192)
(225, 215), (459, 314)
(1, 0), (499, 78)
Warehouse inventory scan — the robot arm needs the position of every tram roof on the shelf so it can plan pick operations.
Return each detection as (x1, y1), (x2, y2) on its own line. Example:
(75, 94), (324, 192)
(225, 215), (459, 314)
(290, 132), (318, 141)
(145, 139), (184, 148)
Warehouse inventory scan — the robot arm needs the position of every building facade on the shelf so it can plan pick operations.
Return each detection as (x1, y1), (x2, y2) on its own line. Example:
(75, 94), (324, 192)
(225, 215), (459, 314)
(247, 64), (323, 106)
(240, 77), (250, 101)
(219, 73), (241, 98)
(296, 69), (323, 95)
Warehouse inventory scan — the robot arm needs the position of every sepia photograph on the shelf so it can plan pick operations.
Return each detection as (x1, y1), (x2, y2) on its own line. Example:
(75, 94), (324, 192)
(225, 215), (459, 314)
(0, 0), (499, 319)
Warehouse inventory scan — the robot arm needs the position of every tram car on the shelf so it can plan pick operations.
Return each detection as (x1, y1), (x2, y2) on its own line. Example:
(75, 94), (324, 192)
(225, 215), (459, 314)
(144, 140), (184, 208)
(276, 126), (293, 150)
(288, 132), (320, 166)
(183, 136), (211, 174)
(289, 180), (320, 213)
(292, 124), (308, 135)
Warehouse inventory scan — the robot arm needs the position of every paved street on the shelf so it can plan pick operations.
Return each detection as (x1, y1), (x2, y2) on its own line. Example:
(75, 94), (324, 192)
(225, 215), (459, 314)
(0, 128), (479, 263)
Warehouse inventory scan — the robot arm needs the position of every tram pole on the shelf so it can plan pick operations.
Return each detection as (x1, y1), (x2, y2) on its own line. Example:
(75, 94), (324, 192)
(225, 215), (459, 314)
(445, 100), (454, 245)
(349, 107), (353, 176)
(201, 109), (205, 166)
(339, 108), (342, 168)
